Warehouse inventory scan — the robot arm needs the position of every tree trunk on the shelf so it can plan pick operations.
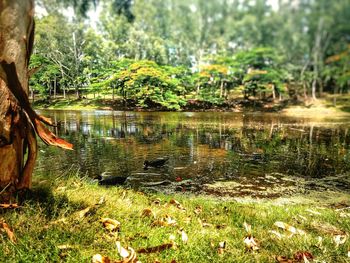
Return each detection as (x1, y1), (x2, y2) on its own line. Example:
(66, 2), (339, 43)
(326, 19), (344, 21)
(0, 0), (72, 201)
(54, 76), (57, 99)
(219, 80), (224, 98)
(272, 84), (276, 100)
(112, 85), (115, 101)
(311, 18), (324, 101)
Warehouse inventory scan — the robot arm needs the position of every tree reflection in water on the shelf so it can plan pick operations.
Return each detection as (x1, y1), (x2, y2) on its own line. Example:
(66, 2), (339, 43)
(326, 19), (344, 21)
(35, 110), (350, 197)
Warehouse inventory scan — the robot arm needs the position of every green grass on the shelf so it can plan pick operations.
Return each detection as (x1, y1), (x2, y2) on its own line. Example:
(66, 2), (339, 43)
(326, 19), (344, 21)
(1, 173), (349, 262)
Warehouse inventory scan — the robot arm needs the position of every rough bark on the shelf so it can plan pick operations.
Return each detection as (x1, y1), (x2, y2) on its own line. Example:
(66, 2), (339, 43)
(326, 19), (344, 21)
(0, 0), (72, 201)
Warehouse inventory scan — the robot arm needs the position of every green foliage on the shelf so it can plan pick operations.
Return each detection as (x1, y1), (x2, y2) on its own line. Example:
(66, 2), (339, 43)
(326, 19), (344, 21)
(118, 60), (186, 110)
(31, 0), (350, 107)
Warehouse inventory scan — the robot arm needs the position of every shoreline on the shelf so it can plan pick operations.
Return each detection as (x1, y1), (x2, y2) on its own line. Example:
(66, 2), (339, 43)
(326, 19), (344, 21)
(33, 99), (350, 118)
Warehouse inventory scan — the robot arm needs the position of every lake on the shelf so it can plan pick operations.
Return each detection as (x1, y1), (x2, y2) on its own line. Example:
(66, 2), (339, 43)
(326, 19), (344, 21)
(35, 110), (350, 198)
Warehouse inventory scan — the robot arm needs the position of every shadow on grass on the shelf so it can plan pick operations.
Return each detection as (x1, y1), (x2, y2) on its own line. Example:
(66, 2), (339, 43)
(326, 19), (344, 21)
(17, 184), (87, 220)
(339, 106), (350, 113)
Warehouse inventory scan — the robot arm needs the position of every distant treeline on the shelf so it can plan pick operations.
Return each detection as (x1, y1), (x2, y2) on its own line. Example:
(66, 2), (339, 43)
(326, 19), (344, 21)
(30, 0), (350, 109)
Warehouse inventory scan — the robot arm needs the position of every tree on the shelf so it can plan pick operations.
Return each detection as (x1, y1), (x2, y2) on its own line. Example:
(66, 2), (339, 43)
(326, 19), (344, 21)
(0, 1), (72, 201)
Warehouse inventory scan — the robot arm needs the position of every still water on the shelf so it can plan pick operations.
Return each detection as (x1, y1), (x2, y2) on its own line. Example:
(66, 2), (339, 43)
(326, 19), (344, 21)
(35, 110), (350, 197)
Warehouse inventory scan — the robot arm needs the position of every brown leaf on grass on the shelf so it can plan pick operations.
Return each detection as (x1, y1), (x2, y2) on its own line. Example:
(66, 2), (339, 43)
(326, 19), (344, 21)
(137, 243), (174, 254)
(275, 255), (293, 263)
(75, 207), (91, 219)
(276, 251), (314, 263)
(92, 254), (112, 263)
(0, 203), (19, 209)
(152, 198), (161, 206)
(169, 199), (186, 211)
(311, 221), (345, 235)
(293, 251), (314, 262)
(293, 215), (307, 224)
(194, 206), (202, 215)
(101, 218), (121, 232)
(198, 218), (213, 228)
(151, 215), (177, 227)
(116, 242), (140, 263)
(217, 241), (226, 255)
(141, 208), (156, 218)
(244, 236), (259, 251)
(1, 221), (16, 243)
(274, 221), (305, 236)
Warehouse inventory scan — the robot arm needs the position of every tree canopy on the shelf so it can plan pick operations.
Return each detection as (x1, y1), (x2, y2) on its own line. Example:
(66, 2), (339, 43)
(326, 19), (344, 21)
(30, 0), (350, 109)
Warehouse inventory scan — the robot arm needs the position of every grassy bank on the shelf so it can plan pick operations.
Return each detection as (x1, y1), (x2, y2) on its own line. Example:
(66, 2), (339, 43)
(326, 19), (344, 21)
(32, 94), (350, 117)
(1, 173), (349, 262)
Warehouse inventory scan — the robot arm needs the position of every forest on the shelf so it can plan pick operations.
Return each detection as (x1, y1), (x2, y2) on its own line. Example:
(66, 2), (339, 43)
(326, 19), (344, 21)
(31, 0), (350, 110)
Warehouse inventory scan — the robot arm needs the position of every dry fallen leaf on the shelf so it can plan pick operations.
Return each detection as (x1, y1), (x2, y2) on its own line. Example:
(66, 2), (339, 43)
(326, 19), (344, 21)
(293, 251), (314, 262)
(141, 208), (156, 218)
(275, 255), (293, 263)
(243, 222), (251, 234)
(311, 221), (345, 235)
(198, 218), (213, 228)
(0, 203), (19, 209)
(153, 198), (161, 206)
(116, 241), (130, 258)
(101, 218), (121, 232)
(1, 221), (16, 243)
(333, 234), (347, 247)
(116, 242), (140, 262)
(274, 221), (305, 236)
(74, 207), (91, 220)
(152, 215), (177, 227)
(217, 241), (226, 254)
(137, 243), (174, 254)
(96, 196), (106, 206)
(268, 230), (284, 240)
(244, 236), (259, 251)
(169, 199), (186, 211)
(181, 230), (188, 244)
(92, 254), (112, 263)
(194, 206), (202, 215)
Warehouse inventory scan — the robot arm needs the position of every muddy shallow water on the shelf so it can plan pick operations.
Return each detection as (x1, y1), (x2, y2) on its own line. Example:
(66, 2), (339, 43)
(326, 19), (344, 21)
(35, 110), (350, 198)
